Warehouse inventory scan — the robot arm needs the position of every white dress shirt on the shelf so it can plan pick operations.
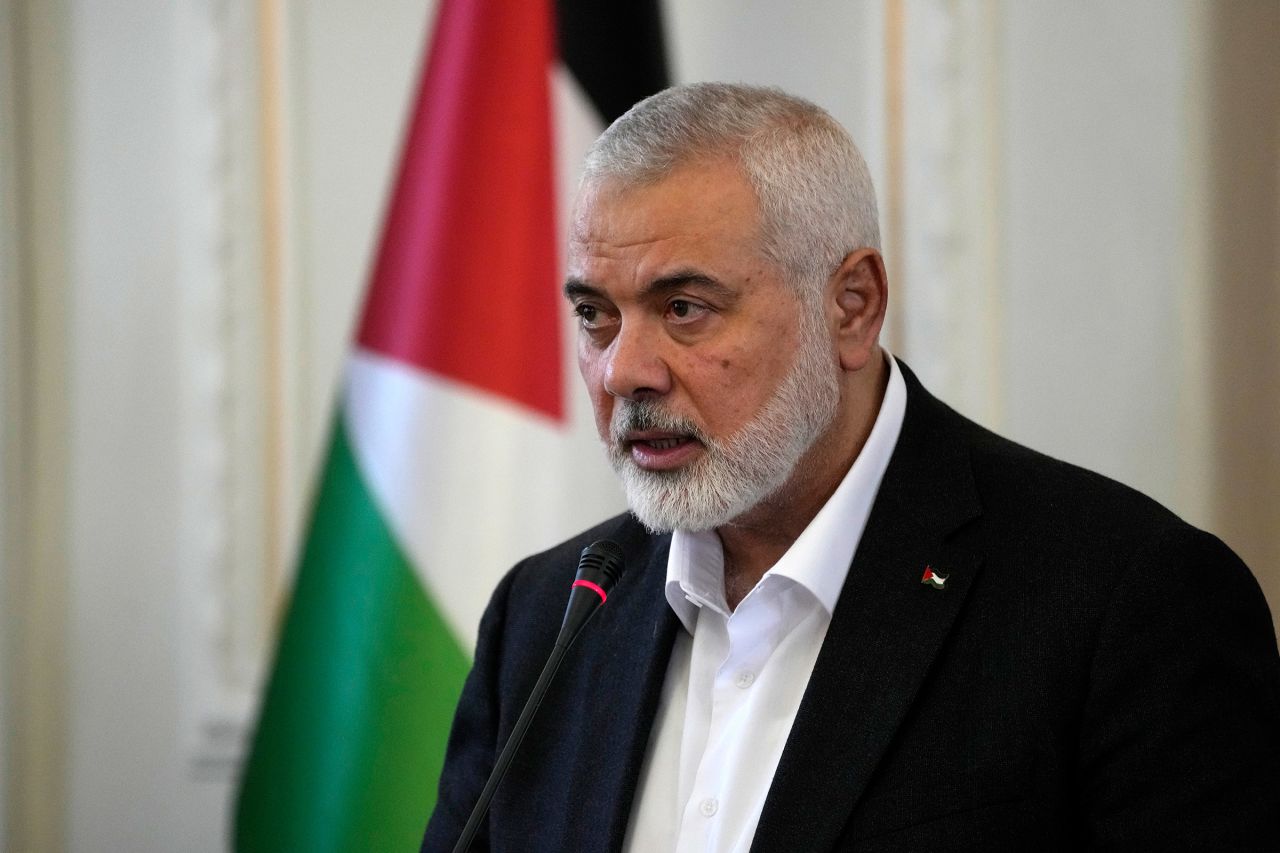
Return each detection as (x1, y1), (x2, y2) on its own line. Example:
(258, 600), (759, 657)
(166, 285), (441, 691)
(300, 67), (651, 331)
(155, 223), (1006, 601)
(622, 355), (907, 853)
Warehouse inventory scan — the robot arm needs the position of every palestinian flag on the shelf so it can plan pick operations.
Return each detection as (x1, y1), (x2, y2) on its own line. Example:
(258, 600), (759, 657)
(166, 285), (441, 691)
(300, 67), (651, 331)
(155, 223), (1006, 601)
(233, 2), (667, 850)
(921, 566), (948, 589)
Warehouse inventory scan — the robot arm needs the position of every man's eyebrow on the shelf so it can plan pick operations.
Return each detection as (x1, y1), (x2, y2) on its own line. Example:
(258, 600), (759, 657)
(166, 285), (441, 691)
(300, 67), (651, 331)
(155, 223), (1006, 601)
(563, 279), (602, 300)
(642, 270), (736, 301)
(563, 271), (740, 304)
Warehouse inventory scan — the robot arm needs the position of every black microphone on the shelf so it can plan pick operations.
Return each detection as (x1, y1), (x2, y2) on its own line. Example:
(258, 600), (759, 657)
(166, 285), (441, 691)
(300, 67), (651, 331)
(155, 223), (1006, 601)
(558, 539), (625, 645)
(452, 540), (626, 853)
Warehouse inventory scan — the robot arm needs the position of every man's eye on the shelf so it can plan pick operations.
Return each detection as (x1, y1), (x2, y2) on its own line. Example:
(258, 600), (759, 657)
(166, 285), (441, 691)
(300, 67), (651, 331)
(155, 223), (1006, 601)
(573, 303), (607, 328)
(667, 300), (707, 323)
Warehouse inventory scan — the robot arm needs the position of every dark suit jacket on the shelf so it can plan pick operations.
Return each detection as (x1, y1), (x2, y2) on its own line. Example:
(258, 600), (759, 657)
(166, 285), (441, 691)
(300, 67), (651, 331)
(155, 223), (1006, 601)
(423, 363), (1280, 851)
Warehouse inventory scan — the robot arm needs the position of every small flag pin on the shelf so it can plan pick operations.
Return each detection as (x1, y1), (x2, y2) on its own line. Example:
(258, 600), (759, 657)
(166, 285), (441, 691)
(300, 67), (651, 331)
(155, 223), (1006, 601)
(921, 566), (948, 589)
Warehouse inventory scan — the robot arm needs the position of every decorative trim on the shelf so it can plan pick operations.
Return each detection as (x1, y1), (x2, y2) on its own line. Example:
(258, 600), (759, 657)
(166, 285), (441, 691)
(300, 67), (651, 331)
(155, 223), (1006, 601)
(890, 0), (1005, 428)
(174, 0), (279, 775)
(883, 0), (907, 350)
(4, 2), (73, 847)
(257, 0), (291, 607)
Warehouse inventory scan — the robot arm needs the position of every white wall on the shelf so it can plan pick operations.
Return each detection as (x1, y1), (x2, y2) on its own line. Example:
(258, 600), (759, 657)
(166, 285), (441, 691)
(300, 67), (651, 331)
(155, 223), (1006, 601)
(1001, 1), (1203, 519)
(663, 0), (886, 194)
(60, 2), (230, 848)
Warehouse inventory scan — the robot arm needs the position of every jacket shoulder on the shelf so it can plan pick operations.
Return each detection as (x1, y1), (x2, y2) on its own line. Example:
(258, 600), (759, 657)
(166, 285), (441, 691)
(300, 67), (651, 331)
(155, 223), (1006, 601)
(941, 400), (1189, 547)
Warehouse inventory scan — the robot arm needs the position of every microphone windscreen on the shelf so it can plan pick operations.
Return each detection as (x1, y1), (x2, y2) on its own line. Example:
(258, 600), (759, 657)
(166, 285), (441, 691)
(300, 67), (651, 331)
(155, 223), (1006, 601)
(559, 540), (626, 640)
(575, 539), (626, 594)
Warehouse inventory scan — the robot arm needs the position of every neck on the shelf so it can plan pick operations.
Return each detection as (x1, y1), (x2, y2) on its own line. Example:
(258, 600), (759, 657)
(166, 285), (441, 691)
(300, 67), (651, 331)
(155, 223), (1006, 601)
(716, 350), (889, 610)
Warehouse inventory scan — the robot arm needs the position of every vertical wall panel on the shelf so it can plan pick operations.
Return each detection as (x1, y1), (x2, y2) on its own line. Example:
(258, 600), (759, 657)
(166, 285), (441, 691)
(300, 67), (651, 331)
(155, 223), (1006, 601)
(0, 0), (17, 843)
(1204, 3), (1280, 632)
(5, 0), (74, 849)
(1002, 1), (1190, 510)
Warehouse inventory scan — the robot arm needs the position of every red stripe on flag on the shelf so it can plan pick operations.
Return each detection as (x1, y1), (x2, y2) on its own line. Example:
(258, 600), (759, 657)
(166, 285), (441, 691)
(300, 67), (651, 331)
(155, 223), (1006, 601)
(356, 0), (564, 421)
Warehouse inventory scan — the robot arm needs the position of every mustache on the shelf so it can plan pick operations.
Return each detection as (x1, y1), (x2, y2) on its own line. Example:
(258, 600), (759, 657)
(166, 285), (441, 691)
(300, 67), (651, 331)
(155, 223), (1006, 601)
(609, 399), (712, 446)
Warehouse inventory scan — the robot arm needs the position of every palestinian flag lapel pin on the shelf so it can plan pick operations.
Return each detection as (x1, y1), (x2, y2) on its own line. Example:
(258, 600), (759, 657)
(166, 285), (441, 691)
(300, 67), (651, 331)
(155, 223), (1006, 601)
(921, 565), (948, 589)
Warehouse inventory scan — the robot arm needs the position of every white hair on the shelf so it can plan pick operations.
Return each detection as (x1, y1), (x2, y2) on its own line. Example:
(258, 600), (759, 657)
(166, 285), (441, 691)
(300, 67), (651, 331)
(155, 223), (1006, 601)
(582, 82), (881, 293)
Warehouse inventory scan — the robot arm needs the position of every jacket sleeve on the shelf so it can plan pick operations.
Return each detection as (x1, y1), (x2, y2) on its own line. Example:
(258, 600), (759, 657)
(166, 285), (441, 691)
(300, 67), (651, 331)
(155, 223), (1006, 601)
(1078, 524), (1280, 848)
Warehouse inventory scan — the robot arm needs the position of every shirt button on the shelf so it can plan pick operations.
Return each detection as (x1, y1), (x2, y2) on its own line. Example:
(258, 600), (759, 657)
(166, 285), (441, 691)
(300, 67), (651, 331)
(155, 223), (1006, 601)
(735, 671), (755, 688)
(699, 797), (719, 817)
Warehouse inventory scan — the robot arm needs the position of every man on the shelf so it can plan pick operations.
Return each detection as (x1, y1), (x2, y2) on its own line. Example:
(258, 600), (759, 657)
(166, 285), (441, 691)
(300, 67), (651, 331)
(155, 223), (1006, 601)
(423, 83), (1280, 851)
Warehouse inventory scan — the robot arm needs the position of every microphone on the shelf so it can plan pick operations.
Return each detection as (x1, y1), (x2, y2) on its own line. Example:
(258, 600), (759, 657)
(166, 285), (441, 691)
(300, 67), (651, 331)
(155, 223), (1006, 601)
(452, 540), (626, 853)
(558, 539), (625, 645)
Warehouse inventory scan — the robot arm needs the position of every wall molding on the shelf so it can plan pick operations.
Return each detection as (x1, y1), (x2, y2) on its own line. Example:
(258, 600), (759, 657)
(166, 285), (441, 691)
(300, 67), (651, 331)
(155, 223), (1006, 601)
(173, 0), (284, 777)
(890, 0), (1005, 429)
(3, 0), (73, 848)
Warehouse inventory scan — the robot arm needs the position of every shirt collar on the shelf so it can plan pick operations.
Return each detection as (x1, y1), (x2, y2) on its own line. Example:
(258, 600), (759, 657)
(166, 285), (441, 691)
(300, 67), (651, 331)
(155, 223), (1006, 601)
(665, 353), (908, 633)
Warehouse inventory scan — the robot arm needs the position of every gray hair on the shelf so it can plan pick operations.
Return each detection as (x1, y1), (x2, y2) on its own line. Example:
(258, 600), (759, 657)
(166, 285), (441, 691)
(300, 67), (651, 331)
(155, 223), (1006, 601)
(582, 82), (881, 292)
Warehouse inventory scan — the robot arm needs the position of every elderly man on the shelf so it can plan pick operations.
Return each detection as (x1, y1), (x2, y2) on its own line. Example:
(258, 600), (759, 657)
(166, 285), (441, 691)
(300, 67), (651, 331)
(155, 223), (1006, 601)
(423, 83), (1280, 851)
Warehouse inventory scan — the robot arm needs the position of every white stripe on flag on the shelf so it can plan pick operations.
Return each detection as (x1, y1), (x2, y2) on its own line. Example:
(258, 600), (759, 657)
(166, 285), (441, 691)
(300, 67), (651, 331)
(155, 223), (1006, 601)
(344, 347), (624, 650)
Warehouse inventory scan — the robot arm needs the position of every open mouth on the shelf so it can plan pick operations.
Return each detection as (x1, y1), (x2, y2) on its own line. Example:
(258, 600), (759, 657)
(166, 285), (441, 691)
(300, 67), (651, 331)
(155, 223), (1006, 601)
(632, 436), (691, 451)
(622, 431), (703, 470)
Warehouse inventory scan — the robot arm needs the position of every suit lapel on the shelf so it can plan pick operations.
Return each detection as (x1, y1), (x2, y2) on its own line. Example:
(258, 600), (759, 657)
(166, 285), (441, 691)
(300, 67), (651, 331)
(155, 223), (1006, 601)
(562, 516), (679, 851)
(751, 367), (984, 853)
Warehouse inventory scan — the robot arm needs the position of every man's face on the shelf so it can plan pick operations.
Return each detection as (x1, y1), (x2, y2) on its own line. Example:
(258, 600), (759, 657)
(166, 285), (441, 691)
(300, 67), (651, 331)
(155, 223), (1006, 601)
(565, 160), (840, 532)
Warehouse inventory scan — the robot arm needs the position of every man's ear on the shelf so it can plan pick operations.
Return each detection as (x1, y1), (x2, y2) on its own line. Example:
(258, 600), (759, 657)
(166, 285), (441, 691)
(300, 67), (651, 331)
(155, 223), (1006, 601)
(829, 248), (888, 372)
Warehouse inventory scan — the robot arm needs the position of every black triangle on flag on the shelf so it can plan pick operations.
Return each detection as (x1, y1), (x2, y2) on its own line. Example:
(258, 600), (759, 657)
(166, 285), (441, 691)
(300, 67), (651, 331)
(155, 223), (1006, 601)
(556, 0), (670, 124)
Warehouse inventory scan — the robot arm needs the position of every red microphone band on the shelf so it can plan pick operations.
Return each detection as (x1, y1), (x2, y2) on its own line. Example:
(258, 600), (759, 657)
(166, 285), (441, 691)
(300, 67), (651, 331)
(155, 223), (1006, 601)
(571, 578), (607, 604)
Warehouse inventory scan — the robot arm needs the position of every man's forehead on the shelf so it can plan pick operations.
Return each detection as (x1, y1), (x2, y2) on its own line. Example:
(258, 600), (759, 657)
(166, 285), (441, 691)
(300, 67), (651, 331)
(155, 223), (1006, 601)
(569, 162), (762, 247)
(563, 183), (788, 303)
(568, 175), (658, 239)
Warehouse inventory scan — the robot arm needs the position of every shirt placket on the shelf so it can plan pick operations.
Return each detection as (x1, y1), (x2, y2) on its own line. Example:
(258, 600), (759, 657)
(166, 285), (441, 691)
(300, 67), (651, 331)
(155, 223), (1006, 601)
(675, 591), (785, 853)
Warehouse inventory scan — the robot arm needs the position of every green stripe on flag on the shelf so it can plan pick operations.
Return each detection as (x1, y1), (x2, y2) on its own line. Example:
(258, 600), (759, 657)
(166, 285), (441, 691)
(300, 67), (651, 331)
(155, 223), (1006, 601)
(235, 415), (471, 852)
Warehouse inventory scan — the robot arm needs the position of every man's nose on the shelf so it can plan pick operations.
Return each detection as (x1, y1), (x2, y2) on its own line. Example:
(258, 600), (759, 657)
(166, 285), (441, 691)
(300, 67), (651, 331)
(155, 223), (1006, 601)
(602, 323), (671, 400)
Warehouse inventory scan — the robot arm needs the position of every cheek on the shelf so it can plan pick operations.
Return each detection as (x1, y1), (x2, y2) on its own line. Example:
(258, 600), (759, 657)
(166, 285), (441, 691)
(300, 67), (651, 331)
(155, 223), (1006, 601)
(683, 351), (758, 427)
(577, 347), (613, 439)
(686, 336), (792, 429)
(590, 393), (613, 441)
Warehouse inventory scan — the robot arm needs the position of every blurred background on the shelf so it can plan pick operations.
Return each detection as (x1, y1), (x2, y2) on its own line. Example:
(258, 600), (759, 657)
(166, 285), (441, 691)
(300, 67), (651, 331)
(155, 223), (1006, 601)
(2, 0), (1276, 850)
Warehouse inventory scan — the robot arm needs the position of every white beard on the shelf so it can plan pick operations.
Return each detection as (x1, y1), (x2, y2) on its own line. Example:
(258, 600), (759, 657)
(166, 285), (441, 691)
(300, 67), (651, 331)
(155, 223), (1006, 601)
(607, 306), (840, 533)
